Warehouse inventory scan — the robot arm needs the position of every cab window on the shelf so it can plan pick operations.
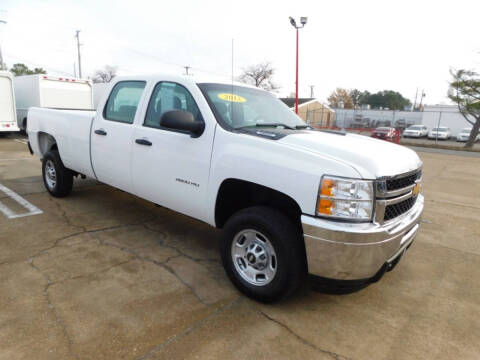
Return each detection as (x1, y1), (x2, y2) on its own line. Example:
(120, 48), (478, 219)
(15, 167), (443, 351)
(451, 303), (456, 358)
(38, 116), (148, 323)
(104, 81), (146, 124)
(144, 82), (203, 129)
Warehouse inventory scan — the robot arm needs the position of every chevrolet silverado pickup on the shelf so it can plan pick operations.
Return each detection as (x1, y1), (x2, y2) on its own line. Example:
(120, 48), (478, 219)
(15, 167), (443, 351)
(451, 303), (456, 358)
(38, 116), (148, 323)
(27, 74), (424, 302)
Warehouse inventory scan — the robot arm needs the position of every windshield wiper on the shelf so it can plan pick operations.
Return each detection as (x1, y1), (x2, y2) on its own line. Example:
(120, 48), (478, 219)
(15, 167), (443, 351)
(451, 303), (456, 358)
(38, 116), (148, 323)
(235, 123), (295, 130)
(294, 125), (313, 129)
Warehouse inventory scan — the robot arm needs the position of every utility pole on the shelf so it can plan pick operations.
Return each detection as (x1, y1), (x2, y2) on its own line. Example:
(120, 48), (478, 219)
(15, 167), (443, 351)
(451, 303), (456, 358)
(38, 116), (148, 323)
(183, 66), (192, 76)
(413, 88), (418, 111)
(418, 89), (425, 110)
(75, 30), (82, 78)
(309, 85), (315, 98)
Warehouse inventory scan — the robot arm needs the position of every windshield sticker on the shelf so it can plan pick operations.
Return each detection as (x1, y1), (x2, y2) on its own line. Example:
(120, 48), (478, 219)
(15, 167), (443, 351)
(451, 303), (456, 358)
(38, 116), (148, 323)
(217, 93), (247, 103)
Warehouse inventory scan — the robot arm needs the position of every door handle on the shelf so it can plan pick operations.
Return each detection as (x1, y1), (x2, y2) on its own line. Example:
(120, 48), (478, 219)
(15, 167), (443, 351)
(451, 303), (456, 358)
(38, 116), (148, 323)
(135, 138), (152, 146)
(94, 129), (107, 136)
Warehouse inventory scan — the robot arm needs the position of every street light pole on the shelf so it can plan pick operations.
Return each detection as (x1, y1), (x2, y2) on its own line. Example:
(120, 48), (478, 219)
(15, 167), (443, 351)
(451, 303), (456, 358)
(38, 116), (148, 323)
(289, 17), (307, 114)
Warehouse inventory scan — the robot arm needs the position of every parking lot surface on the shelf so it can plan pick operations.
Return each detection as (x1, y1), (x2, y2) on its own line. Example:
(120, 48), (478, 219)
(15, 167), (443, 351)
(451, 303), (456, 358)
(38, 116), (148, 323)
(1, 134), (479, 360)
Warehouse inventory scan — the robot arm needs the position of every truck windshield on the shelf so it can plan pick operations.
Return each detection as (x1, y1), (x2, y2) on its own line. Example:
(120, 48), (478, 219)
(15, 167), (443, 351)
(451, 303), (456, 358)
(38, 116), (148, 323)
(198, 83), (306, 130)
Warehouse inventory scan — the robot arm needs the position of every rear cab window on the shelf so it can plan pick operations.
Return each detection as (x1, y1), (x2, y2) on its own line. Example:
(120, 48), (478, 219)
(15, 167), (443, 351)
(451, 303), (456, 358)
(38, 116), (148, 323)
(104, 81), (146, 124)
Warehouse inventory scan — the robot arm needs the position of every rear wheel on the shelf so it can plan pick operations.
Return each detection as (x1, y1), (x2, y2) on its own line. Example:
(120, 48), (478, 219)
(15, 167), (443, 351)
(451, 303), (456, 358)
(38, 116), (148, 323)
(42, 150), (73, 197)
(220, 206), (306, 303)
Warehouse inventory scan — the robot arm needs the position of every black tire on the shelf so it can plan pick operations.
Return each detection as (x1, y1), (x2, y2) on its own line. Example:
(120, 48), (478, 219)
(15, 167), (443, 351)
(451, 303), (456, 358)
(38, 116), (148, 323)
(42, 150), (73, 197)
(20, 119), (27, 135)
(220, 206), (306, 303)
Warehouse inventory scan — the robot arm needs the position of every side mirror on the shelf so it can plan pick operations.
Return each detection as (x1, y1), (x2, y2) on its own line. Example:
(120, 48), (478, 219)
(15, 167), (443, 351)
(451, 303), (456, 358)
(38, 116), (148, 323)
(160, 110), (205, 138)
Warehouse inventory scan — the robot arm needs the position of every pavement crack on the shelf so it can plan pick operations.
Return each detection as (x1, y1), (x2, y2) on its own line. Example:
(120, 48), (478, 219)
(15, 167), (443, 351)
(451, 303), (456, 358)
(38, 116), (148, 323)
(259, 311), (352, 360)
(98, 239), (208, 304)
(135, 297), (241, 360)
(28, 259), (78, 359)
(159, 262), (208, 305)
(142, 223), (220, 264)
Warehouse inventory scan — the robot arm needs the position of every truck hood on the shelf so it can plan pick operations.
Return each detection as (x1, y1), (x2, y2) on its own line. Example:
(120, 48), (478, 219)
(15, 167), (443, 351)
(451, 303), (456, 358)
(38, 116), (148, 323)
(278, 130), (422, 179)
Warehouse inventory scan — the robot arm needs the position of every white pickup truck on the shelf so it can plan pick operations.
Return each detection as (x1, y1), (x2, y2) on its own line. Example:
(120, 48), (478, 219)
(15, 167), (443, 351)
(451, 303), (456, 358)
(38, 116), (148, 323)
(27, 74), (424, 302)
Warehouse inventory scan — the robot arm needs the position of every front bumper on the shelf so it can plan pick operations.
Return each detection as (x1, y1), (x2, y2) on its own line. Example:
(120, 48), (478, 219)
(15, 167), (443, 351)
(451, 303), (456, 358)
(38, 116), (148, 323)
(302, 194), (424, 280)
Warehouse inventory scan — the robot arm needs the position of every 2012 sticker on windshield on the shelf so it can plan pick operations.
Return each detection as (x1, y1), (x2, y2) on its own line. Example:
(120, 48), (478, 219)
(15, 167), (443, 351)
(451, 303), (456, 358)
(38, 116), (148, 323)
(217, 93), (247, 103)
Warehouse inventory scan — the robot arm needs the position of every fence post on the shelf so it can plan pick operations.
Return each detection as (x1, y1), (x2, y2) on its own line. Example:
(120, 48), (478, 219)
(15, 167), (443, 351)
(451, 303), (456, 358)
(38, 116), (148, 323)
(436, 111), (442, 144)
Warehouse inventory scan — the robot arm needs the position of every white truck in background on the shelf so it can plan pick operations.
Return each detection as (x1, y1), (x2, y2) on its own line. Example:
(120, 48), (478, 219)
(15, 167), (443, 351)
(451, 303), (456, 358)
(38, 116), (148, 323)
(14, 74), (93, 131)
(0, 71), (19, 134)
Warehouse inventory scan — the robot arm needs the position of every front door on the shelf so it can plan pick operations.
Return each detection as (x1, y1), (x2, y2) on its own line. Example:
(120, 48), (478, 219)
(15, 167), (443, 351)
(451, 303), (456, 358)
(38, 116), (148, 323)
(91, 80), (146, 192)
(131, 81), (213, 220)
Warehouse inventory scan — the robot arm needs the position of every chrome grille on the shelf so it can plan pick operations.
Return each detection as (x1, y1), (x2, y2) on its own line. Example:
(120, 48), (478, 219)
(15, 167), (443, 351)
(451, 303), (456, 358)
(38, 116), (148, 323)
(375, 168), (422, 224)
(386, 170), (421, 191)
(384, 196), (417, 221)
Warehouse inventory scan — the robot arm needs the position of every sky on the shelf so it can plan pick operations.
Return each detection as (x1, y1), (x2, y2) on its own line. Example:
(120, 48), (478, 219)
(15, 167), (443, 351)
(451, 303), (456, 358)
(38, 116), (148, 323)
(0, 0), (479, 105)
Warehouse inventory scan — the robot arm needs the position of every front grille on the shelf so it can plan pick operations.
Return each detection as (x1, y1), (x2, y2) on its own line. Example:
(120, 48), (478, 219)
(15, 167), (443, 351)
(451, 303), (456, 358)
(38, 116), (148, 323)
(384, 196), (417, 221)
(386, 170), (421, 191)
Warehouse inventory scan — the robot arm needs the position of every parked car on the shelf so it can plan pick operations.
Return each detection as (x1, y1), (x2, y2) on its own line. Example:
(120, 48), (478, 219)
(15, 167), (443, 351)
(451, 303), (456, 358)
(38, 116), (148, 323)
(428, 127), (451, 140)
(371, 127), (397, 141)
(403, 125), (428, 138)
(26, 74), (424, 302)
(456, 128), (480, 142)
(0, 71), (20, 134)
(14, 74), (93, 132)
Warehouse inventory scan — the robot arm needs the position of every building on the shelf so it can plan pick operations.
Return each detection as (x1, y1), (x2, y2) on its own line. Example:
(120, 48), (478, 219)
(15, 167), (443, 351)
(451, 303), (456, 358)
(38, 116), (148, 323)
(280, 98), (335, 127)
(333, 109), (423, 129)
(330, 105), (471, 136)
(422, 105), (472, 136)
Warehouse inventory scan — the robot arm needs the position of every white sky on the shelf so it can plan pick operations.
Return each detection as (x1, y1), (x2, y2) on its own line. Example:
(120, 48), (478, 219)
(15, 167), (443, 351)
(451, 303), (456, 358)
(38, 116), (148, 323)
(1, 0), (479, 104)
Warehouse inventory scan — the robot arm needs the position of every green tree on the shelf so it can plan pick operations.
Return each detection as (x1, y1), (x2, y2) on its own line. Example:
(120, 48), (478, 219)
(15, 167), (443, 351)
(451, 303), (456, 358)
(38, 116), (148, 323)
(10, 63), (47, 76)
(362, 90), (411, 110)
(449, 69), (480, 148)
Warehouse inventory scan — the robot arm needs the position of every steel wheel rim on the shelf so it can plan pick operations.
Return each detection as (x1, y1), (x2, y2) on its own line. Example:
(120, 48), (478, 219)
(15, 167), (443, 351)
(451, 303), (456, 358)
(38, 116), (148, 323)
(231, 229), (277, 286)
(45, 160), (57, 190)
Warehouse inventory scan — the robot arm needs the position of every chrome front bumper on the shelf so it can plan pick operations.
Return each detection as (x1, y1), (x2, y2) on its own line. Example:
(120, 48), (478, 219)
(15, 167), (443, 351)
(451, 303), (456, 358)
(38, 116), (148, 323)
(302, 194), (424, 280)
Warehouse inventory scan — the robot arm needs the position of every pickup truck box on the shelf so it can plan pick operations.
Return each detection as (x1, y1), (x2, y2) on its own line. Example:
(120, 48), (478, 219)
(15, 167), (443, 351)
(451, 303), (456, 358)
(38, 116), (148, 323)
(27, 74), (424, 302)
(14, 74), (93, 131)
(0, 71), (19, 133)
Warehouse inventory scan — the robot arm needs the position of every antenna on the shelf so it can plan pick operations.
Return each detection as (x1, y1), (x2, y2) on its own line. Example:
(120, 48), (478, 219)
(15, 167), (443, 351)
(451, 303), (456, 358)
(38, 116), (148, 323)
(231, 38), (234, 125)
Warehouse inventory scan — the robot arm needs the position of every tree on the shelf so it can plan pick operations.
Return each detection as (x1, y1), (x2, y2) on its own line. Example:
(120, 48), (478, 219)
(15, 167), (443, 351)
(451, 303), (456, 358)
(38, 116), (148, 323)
(238, 62), (279, 91)
(92, 65), (117, 83)
(449, 69), (480, 148)
(327, 88), (354, 109)
(10, 63), (46, 76)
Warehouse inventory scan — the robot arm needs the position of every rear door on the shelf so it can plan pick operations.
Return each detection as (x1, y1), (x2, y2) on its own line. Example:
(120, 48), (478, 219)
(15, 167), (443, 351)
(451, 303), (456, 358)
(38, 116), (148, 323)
(91, 80), (146, 192)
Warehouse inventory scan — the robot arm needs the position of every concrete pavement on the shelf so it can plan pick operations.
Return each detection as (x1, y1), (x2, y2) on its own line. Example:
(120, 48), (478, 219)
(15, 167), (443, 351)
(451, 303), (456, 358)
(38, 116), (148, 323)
(1, 135), (479, 360)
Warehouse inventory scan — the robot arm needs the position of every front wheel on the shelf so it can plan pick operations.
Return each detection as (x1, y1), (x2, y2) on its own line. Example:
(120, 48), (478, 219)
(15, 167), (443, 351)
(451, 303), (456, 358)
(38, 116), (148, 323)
(220, 206), (306, 303)
(42, 150), (73, 197)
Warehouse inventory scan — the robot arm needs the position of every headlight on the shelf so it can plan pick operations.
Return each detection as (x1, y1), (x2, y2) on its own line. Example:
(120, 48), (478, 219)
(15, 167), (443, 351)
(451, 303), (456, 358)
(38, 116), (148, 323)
(317, 176), (374, 221)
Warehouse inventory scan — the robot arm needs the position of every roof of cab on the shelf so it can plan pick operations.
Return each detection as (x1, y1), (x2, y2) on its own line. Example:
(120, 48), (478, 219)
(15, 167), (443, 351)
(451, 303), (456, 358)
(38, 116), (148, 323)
(112, 73), (261, 91)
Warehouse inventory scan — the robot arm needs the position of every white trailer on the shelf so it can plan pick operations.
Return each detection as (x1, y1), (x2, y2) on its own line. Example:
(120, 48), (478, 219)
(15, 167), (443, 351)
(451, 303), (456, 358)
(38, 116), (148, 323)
(14, 74), (93, 131)
(0, 71), (19, 133)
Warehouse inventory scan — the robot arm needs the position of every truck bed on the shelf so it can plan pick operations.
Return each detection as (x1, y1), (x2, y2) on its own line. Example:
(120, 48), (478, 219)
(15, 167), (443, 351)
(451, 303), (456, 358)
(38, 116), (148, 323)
(28, 107), (96, 178)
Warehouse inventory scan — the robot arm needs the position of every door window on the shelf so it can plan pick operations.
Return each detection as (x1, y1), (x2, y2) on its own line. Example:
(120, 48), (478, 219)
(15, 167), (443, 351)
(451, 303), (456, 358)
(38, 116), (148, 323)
(144, 82), (203, 129)
(104, 81), (146, 124)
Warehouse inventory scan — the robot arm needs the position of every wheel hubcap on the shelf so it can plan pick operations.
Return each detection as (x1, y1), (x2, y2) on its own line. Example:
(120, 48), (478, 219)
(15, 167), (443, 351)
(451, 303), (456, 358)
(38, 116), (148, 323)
(231, 229), (277, 286)
(45, 160), (57, 190)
